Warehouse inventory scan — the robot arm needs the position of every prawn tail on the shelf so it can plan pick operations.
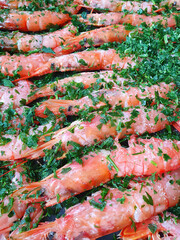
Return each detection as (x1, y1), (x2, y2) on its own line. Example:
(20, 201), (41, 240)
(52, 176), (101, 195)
(23, 137), (60, 159)
(12, 62), (52, 82)
(120, 215), (172, 240)
(172, 120), (180, 132)
(35, 99), (77, 117)
(11, 221), (58, 240)
(120, 221), (152, 240)
(0, 1), (8, 9)
(13, 182), (45, 204)
(0, 227), (11, 238)
(30, 62), (53, 78)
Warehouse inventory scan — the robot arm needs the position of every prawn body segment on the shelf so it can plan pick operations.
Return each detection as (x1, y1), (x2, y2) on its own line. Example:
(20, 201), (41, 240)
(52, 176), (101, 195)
(79, 0), (179, 12)
(11, 169), (180, 240)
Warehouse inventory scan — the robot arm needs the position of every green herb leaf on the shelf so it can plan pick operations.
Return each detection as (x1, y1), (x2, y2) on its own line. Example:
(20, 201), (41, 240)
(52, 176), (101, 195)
(148, 223), (157, 233)
(61, 167), (71, 174)
(143, 192), (153, 206)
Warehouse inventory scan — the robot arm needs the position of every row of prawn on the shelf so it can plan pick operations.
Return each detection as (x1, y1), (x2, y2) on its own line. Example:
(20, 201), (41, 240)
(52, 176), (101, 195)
(0, 68), (180, 239)
(1, 147), (180, 239)
(0, 0), (179, 79)
(0, 0), (178, 32)
(0, 12), (178, 78)
(2, 37), (179, 239)
(0, 1), (179, 77)
(0, 0), (179, 239)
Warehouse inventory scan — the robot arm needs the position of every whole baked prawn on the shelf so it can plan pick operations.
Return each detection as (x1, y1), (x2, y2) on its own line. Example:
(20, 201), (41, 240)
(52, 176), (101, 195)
(35, 82), (175, 117)
(0, 105), (170, 161)
(78, 12), (177, 27)
(10, 169), (180, 240)
(14, 49), (136, 78)
(0, 23), (77, 52)
(27, 70), (126, 104)
(120, 212), (180, 239)
(0, 6), (80, 31)
(53, 24), (132, 56)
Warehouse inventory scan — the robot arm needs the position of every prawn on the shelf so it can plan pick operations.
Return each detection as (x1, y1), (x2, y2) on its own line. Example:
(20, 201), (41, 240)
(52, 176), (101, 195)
(27, 70), (126, 104)
(0, 7), (80, 31)
(8, 135), (180, 209)
(78, 0), (179, 13)
(12, 105), (171, 161)
(15, 49), (137, 79)
(120, 212), (180, 239)
(11, 169), (180, 240)
(34, 82), (175, 117)
(0, 23), (77, 52)
(78, 12), (177, 28)
(0, 80), (34, 108)
(53, 24), (132, 56)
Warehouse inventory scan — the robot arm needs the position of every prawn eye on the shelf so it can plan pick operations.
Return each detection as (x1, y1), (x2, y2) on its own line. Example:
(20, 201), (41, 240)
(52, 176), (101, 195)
(68, 105), (73, 111)
(53, 86), (57, 92)
(47, 231), (56, 240)
(172, 1), (177, 6)
(51, 63), (55, 71)
(39, 188), (46, 197)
